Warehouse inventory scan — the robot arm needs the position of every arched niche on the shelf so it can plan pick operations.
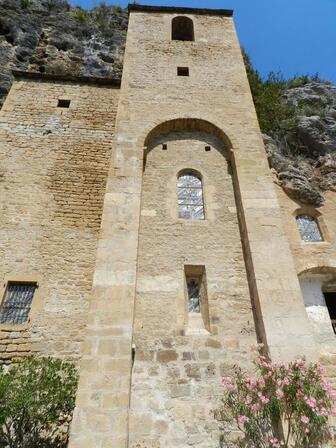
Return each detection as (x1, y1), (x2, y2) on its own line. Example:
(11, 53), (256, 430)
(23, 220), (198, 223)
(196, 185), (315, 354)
(143, 118), (233, 170)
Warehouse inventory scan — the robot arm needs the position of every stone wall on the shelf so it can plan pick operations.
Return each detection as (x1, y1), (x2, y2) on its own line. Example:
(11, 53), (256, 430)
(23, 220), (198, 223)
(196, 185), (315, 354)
(69, 7), (317, 448)
(275, 186), (336, 381)
(130, 130), (255, 447)
(0, 77), (119, 362)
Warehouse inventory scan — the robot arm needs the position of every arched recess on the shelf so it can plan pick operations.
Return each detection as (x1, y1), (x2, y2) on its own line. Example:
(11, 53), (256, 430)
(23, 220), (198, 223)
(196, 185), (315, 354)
(143, 118), (234, 168)
(298, 266), (336, 346)
(144, 118), (233, 148)
(137, 117), (265, 344)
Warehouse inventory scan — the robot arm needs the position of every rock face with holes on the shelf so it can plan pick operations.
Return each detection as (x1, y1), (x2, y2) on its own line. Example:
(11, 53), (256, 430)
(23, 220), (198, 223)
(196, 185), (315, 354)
(0, 0), (127, 107)
(264, 81), (336, 206)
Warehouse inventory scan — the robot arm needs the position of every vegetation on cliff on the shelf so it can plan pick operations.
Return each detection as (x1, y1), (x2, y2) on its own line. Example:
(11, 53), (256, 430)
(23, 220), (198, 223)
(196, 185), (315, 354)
(244, 51), (336, 206)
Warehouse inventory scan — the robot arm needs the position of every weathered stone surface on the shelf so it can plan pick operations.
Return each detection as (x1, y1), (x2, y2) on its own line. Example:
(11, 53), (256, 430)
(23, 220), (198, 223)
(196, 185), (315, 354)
(0, 78), (119, 361)
(0, 0), (127, 107)
(265, 81), (336, 205)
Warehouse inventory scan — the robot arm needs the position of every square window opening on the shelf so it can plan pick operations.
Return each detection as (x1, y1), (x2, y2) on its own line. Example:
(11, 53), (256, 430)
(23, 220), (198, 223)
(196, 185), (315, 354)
(177, 67), (189, 77)
(205, 146), (211, 152)
(162, 144), (168, 150)
(0, 282), (37, 325)
(57, 99), (71, 108)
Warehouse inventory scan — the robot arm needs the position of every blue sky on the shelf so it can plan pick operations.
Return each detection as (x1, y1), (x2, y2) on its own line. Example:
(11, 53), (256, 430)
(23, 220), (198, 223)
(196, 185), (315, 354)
(69, 0), (336, 83)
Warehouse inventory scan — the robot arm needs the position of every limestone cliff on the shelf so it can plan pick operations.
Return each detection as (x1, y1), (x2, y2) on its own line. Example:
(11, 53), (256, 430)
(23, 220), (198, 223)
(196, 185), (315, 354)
(264, 81), (336, 206)
(0, 0), (127, 106)
(1, 0), (335, 207)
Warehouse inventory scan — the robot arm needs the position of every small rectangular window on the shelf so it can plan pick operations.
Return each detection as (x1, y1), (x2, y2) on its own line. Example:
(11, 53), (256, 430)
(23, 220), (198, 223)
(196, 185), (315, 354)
(0, 282), (37, 324)
(57, 99), (71, 108)
(177, 67), (189, 77)
(184, 265), (210, 331)
(205, 146), (211, 152)
(162, 144), (168, 150)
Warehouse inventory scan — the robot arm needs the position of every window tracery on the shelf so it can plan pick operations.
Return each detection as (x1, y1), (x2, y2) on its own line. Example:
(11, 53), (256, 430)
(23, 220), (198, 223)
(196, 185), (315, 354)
(177, 172), (205, 220)
(296, 215), (322, 242)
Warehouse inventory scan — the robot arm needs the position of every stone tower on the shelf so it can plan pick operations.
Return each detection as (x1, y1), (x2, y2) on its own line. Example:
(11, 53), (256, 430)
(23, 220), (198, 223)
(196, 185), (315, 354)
(1, 4), (335, 448)
(67, 5), (316, 447)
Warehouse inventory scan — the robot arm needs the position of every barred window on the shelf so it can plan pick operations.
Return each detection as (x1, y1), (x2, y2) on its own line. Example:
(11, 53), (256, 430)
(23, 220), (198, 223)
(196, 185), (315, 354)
(178, 172), (205, 220)
(0, 282), (37, 324)
(187, 278), (200, 313)
(296, 215), (322, 242)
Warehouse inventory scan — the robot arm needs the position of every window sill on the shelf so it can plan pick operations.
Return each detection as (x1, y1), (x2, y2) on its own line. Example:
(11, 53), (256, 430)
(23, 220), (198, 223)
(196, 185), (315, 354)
(300, 241), (331, 247)
(0, 322), (31, 332)
(177, 219), (208, 224)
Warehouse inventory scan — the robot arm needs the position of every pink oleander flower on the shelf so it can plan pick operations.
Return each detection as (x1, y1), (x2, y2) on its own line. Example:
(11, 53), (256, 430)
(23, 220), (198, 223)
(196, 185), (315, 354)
(282, 377), (290, 385)
(276, 388), (284, 398)
(226, 383), (237, 392)
(237, 415), (250, 424)
(245, 395), (252, 404)
(305, 396), (316, 408)
(301, 415), (309, 424)
(251, 403), (260, 412)
(269, 437), (280, 447)
(260, 395), (269, 404)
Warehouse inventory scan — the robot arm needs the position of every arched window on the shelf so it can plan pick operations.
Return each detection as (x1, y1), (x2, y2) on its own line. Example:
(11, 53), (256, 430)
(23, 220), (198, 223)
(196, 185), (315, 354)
(177, 172), (204, 220)
(296, 215), (322, 242)
(172, 16), (194, 41)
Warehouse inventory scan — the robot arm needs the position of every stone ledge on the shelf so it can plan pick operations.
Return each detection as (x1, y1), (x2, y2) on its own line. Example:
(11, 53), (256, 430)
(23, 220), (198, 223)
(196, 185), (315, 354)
(12, 71), (121, 88)
(128, 4), (233, 17)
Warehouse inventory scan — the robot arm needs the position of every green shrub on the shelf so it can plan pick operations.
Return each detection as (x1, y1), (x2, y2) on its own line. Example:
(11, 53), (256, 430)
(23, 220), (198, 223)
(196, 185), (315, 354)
(242, 50), (295, 134)
(71, 7), (89, 23)
(0, 356), (79, 448)
(20, 0), (32, 9)
(243, 50), (325, 135)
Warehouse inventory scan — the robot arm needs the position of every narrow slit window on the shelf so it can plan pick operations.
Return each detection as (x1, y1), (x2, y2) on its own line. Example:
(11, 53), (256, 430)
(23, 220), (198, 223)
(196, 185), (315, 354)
(296, 215), (322, 242)
(57, 99), (71, 108)
(187, 278), (200, 313)
(0, 282), (37, 324)
(178, 172), (205, 220)
(184, 265), (210, 332)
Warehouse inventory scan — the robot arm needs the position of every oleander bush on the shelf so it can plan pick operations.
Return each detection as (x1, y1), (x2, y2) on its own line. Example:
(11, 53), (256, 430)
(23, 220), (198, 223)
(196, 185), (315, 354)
(214, 345), (336, 447)
(0, 356), (78, 448)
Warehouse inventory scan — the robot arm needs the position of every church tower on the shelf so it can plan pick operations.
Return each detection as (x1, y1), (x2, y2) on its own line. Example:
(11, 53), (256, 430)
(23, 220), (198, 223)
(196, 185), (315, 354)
(67, 5), (316, 447)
